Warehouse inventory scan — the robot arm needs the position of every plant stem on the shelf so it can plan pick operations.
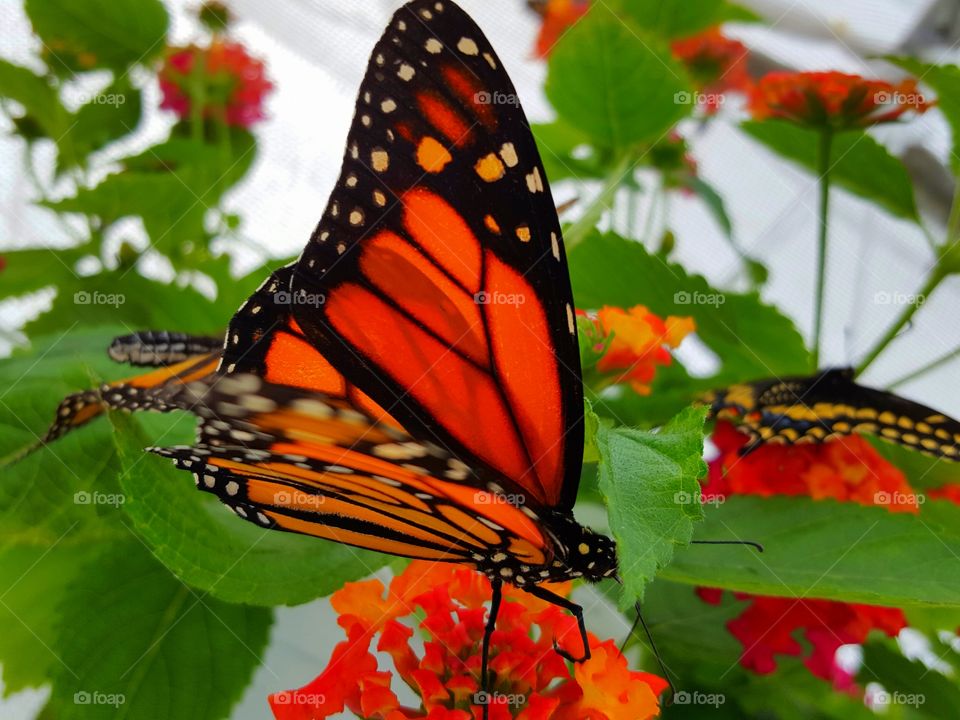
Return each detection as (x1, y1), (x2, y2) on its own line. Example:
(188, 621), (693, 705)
(811, 129), (833, 372)
(854, 266), (947, 377)
(564, 152), (636, 251)
(888, 346), (960, 390)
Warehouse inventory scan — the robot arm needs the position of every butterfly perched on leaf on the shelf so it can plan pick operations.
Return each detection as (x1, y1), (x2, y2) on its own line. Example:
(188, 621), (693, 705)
(35, 1), (623, 713)
(706, 367), (960, 460)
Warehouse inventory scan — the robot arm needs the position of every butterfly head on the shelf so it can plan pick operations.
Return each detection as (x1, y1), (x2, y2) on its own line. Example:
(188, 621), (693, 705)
(562, 525), (618, 582)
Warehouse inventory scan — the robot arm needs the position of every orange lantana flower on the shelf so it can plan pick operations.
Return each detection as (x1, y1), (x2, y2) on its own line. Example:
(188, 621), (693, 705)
(748, 71), (931, 130)
(531, 0), (591, 58)
(671, 27), (752, 112)
(269, 562), (666, 720)
(580, 306), (695, 395)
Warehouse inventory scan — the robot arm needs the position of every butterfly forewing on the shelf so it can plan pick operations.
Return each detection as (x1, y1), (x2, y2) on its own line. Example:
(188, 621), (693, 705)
(288, 0), (583, 510)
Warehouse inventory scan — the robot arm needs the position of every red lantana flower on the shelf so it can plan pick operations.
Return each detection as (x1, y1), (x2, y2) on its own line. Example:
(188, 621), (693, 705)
(578, 306), (694, 396)
(159, 39), (272, 128)
(270, 562), (666, 720)
(697, 421), (915, 687)
(531, 0), (590, 58)
(704, 420), (921, 511)
(748, 71), (931, 130)
(670, 27), (752, 113)
(697, 590), (906, 687)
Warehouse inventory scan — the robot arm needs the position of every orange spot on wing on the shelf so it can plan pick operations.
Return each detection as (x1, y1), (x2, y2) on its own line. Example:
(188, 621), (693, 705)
(402, 189), (481, 292)
(416, 136), (453, 173)
(484, 215), (501, 234)
(417, 91), (473, 145)
(475, 153), (505, 182)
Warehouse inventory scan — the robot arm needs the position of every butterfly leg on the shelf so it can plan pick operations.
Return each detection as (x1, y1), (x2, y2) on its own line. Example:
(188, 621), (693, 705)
(479, 578), (503, 720)
(523, 584), (590, 663)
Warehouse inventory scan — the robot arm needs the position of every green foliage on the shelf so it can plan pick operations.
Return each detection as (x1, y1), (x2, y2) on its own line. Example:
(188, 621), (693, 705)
(48, 540), (271, 719)
(0, 59), (70, 139)
(569, 231), (809, 425)
(741, 120), (919, 221)
(662, 496), (960, 606)
(859, 639), (960, 718)
(597, 406), (708, 606)
(25, 0), (168, 72)
(609, 0), (759, 38)
(112, 412), (392, 606)
(546, 11), (691, 153)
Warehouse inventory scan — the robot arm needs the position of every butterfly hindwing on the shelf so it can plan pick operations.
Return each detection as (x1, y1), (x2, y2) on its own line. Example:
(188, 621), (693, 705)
(150, 373), (555, 568)
(287, 0), (583, 511)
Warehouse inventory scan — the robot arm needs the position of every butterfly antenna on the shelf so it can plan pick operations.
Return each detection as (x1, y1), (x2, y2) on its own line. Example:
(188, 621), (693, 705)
(691, 539), (764, 552)
(614, 576), (676, 705)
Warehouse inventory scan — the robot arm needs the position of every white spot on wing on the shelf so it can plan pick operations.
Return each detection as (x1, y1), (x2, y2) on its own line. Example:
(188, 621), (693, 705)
(457, 37), (479, 55)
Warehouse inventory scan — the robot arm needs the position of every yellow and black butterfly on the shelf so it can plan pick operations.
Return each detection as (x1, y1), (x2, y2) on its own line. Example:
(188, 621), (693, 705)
(706, 367), (960, 460)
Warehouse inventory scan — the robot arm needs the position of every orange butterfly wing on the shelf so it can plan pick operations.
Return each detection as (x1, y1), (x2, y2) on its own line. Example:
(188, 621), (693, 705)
(287, 0), (583, 510)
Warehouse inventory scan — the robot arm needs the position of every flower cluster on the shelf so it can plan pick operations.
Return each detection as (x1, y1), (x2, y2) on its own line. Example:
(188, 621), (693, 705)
(748, 71), (932, 130)
(671, 28), (752, 112)
(578, 306), (695, 395)
(531, 0), (591, 58)
(159, 39), (272, 128)
(704, 420), (921, 512)
(697, 421), (916, 686)
(270, 562), (666, 720)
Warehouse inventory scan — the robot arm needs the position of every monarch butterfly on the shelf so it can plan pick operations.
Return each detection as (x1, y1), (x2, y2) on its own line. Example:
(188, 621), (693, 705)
(706, 367), (960, 460)
(38, 1), (626, 713)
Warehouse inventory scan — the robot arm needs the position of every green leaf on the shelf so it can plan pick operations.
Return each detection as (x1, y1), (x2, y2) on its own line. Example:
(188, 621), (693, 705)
(597, 405), (707, 606)
(569, 231), (809, 424)
(0, 58), (70, 138)
(546, 10), (691, 151)
(65, 76), (143, 167)
(865, 435), (959, 491)
(0, 543), (90, 696)
(532, 120), (606, 181)
(0, 246), (87, 302)
(111, 411), (392, 606)
(44, 132), (257, 257)
(663, 496), (960, 606)
(688, 176), (732, 237)
(889, 59), (960, 175)
(25, 0), (168, 73)
(859, 640), (960, 719)
(47, 540), (271, 719)
(611, 0), (760, 38)
(741, 120), (919, 221)
(24, 271), (227, 337)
